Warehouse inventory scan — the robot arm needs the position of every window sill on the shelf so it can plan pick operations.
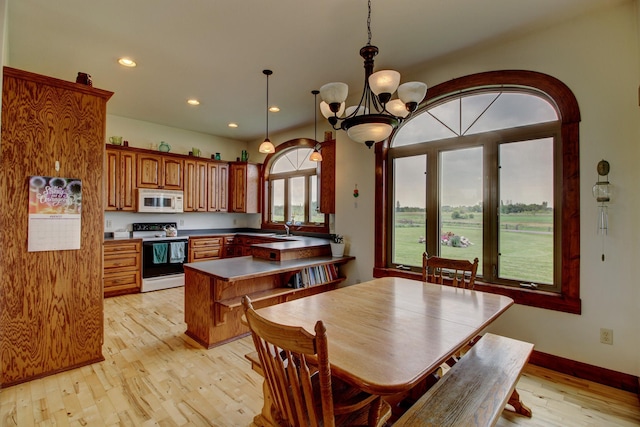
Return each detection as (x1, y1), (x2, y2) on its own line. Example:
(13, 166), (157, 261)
(373, 267), (581, 314)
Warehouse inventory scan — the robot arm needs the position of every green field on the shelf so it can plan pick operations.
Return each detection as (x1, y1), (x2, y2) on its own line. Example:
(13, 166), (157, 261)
(393, 211), (553, 283)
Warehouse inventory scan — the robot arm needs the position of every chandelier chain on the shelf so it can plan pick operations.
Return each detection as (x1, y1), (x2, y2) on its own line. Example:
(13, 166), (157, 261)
(366, 0), (372, 46)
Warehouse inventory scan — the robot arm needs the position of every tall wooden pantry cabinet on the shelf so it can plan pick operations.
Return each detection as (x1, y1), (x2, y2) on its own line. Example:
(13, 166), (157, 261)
(0, 67), (112, 386)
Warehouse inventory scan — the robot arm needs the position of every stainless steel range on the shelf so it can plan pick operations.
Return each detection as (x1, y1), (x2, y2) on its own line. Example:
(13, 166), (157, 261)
(132, 222), (189, 292)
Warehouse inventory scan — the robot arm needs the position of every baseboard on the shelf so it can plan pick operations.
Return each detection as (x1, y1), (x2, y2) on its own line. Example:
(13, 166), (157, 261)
(529, 350), (639, 395)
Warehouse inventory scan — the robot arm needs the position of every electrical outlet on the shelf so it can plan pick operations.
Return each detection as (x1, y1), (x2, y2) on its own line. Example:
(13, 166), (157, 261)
(179, 220), (184, 226)
(233, 218), (237, 225)
(600, 328), (613, 345)
(105, 219), (112, 229)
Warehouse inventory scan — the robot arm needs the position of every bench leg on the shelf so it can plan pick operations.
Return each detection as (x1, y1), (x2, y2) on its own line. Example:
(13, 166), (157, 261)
(508, 389), (532, 417)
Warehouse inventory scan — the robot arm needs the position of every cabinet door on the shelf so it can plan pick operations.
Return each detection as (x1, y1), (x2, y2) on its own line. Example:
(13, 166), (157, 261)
(185, 160), (208, 212)
(105, 148), (137, 211)
(195, 161), (208, 211)
(229, 162), (259, 213)
(162, 157), (183, 190)
(137, 153), (162, 188)
(208, 162), (229, 212)
(105, 149), (120, 210)
(120, 151), (137, 211)
(183, 159), (198, 212)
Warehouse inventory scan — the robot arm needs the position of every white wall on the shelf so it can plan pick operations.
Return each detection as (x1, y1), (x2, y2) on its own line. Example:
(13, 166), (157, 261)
(255, 1), (640, 376)
(105, 114), (261, 233)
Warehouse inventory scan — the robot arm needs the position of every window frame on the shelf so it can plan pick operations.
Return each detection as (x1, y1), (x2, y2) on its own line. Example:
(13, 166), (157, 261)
(261, 138), (330, 233)
(373, 70), (581, 314)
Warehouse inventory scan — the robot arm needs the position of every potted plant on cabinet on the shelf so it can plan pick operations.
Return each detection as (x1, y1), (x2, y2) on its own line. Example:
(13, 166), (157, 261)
(330, 234), (345, 257)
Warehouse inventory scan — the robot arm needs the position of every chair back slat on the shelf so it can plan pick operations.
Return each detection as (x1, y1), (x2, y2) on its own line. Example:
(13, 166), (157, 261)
(422, 253), (479, 289)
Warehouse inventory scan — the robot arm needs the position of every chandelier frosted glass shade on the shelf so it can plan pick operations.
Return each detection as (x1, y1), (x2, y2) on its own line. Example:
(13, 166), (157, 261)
(343, 114), (398, 147)
(320, 83), (349, 106)
(386, 99), (410, 118)
(369, 70), (400, 101)
(320, 101), (344, 119)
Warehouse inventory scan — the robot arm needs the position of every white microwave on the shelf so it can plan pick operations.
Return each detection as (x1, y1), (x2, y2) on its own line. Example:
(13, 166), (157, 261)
(137, 189), (184, 213)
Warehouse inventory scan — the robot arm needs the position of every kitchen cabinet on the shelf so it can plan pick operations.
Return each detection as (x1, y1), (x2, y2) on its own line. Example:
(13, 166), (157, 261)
(184, 159), (208, 212)
(105, 146), (136, 211)
(104, 240), (142, 297)
(188, 236), (224, 262)
(137, 152), (184, 190)
(229, 162), (260, 213)
(208, 162), (229, 212)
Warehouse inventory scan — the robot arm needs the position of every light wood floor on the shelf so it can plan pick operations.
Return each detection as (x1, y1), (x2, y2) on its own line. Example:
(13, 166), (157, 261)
(1, 287), (639, 426)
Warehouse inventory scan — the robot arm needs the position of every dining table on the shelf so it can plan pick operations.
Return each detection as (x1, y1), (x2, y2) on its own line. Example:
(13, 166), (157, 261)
(250, 276), (516, 424)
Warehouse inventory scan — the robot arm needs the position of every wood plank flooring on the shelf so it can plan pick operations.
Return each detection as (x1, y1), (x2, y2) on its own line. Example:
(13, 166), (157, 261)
(1, 287), (638, 426)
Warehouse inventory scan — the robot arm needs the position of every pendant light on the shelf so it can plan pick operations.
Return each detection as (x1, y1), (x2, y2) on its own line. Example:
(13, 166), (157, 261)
(259, 69), (276, 154)
(309, 89), (323, 162)
(320, 0), (427, 148)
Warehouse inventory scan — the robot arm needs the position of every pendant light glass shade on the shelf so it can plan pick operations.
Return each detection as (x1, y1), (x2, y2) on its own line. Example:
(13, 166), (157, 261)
(259, 138), (275, 153)
(309, 149), (323, 162)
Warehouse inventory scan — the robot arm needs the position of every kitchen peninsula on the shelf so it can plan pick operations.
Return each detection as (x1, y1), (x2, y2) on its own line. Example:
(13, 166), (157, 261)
(183, 236), (354, 348)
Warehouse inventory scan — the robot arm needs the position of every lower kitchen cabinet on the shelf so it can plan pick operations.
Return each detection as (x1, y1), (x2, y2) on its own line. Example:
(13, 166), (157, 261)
(104, 240), (141, 297)
(189, 236), (224, 262)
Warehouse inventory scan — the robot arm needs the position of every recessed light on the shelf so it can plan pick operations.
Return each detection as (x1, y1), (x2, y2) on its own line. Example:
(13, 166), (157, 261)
(118, 57), (137, 67)
(228, 123), (238, 128)
(269, 106), (280, 113)
(187, 99), (200, 106)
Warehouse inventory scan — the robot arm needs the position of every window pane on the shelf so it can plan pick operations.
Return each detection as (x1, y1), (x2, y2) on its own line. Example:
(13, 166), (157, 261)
(271, 179), (285, 222)
(440, 147), (483, 275)
(465, 92), (558, 135)
(392, 155), (426, 267)
(309, 175), (323, 223)
(499, 138), (554, 284)
(272, 148), (315, 173)
(289, 176), (305, 225)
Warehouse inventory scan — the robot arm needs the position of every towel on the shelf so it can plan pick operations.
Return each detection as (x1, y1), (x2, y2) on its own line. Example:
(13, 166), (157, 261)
(170, 241), (185, 263)
(152, 243), (168, 264)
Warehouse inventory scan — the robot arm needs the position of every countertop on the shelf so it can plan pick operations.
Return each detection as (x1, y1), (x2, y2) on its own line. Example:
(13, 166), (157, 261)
(184, 255), (354, 282)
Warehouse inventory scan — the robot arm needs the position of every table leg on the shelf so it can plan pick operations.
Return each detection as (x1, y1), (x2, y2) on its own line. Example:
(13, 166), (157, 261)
(508, 389), (532, 417)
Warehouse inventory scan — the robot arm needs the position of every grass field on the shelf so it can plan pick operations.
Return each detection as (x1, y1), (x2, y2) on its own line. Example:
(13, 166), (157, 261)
(393, 211), (553, 283)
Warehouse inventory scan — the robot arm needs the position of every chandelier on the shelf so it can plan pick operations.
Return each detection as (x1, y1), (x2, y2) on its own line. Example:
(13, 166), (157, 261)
(319, 0), (427, 148)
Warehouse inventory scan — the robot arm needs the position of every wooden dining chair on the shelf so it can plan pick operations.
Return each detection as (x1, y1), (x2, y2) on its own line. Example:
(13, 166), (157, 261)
(242, 296), (391, 427)
(422, 252), (479, 289)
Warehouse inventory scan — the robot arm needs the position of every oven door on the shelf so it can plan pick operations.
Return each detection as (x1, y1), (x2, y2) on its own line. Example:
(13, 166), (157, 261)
(142, 239), (189, 278)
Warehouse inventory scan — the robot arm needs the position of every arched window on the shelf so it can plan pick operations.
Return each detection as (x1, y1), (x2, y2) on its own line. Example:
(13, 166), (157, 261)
(261, 138), (331, 233)
(374, 71), (581, 313)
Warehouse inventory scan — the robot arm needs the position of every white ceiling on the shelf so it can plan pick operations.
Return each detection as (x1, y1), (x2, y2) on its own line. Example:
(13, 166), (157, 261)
(7, 0), (620, 142)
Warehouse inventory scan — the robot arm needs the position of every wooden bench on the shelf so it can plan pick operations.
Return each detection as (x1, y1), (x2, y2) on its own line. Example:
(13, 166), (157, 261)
(394, 333), (534, 427)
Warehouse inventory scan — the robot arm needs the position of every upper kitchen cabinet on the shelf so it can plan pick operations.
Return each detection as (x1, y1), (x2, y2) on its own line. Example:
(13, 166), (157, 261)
(208, 162), (229, 212)
(184, 159), (209, 212)
(0, 67), (112, 386)
(229, 162), (260, 213)
(106, 146), (136, 211)
(137, 152), (183, 190)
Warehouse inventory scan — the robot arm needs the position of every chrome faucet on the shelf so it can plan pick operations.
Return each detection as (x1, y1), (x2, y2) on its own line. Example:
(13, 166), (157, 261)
(284, 223), (290, 236)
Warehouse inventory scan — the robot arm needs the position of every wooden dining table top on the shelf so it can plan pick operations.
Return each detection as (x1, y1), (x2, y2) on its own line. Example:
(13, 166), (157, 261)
(255, 276), (514, 395)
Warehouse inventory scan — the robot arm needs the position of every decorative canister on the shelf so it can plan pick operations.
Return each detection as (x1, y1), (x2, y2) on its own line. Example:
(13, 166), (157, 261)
(159, 141), (171, 152)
